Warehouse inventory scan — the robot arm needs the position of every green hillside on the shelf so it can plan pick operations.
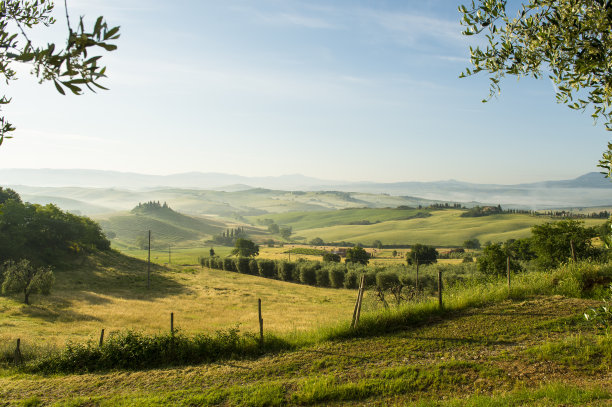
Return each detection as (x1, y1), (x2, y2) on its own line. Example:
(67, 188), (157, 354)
(248, 207), (431, 230)
(292, 210), (608, 246)
(97, 202), (229, 248)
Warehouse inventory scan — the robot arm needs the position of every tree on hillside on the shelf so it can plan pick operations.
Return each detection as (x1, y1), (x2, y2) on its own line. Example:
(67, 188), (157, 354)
(0, 1), (120, 145)
(322, 252), (341, 263)
(209, 247), (216, 257)
(406, 244), (438, 265)
(372, 240), (384, 249)
(1, 259), (54, 304)
(459, 0), (612, 177)
(463, 238), (481, 250)
(231, 238), (259, 257)
(279, 226), (293, 240)
(309, 237), (325, 246)
(530, 220), (600, 268)
(0, 192), (110, 264)
(345, 246), (369, 265)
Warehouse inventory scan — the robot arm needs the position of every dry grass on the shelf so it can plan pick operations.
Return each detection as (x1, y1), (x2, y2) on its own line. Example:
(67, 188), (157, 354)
(0, 252), (357, 350)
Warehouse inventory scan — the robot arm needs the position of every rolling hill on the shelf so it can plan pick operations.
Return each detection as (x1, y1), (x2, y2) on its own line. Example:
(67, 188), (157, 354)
(97, 202), (229, 249)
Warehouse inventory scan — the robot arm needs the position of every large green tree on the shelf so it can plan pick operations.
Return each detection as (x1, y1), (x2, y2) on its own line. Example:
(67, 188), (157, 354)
(0, 1), (119, 145)
(530, 219), (600, 268)
(231, 238), (259, 257)
(345, 246), (370, 265)
(406, 244), (438, 265)
(459, 0), (612, 176)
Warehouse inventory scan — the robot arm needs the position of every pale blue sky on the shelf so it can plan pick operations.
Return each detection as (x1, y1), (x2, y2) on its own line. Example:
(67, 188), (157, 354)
(0, 0), (609, 183)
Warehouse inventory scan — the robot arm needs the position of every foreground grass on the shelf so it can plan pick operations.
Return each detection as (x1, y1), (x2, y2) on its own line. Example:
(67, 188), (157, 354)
(1, 296), (610, 406)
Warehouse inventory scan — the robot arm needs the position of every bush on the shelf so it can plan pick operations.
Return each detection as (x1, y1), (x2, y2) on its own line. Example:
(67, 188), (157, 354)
(248, 259), (259, 275)
(277, 261), (296, 282)
(328, 265), (346, 288)
(299, 262), (319, 286)
(344, 270), (360, 289)
(257, 259), (276, 278)
(315, 268), (330, 287)
(376, 271), (400, 291)
(322, 252), (341, 263)
(234, 257), (251, 274)
(29, 327), (292, 373)
(222, 257), (236, 272)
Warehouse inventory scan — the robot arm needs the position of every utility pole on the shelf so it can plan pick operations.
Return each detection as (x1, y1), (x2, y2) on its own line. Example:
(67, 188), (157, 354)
(147, 230), (151, 289)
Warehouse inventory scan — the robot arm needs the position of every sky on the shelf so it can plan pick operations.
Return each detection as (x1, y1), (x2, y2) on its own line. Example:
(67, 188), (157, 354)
(0, 0), (610, 184)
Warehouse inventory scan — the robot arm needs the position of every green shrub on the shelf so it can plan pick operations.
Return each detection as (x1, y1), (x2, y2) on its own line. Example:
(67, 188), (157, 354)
(315, 268), (330, 287)
(376, 271), (400, 291)
(277, 261), (296, 282)
(344, 270), (360, 289)
(222, 257), (236, 272)
(257, 259), (276, 278)
(328, 265), (346, 288)
(299, 262), (319, 286)
(29, 328), (292, 374)
(248, 259), (259, 275)
(234, 257), (251, 274)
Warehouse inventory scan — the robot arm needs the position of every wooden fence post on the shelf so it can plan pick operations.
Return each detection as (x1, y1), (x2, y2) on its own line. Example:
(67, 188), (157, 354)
(258, 299), (264, 347)
(14, 338), (23, 365)
(438, 270), (443, 309)
(351, 275), (365, 329)
(416, 259), (420, 292)
(570, 240), (577, 262)
(170, 312), (174, 337)
(99, 329), (105, 347)
(507, 256), (511, 293)
(147, 230), (151, 289)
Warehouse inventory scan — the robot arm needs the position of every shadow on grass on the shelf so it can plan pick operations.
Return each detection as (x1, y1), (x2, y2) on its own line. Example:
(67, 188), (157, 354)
(18, 305), (102, 323)
(53, 249), (193, 301)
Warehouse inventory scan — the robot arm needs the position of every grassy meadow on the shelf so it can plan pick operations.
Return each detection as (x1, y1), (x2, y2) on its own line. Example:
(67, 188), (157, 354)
(2, 259), (612, 405)
(0, 251), (357, 351)
(290, 210), (607, 246)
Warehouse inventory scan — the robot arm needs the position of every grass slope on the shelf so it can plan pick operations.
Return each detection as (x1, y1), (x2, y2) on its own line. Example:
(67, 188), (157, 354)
(2, 296), (610, 406)
(248, 207), (431, 231)
(97, 208), (228, 248)
(0, 251), (357, 349)
(294, 210), (607, 246)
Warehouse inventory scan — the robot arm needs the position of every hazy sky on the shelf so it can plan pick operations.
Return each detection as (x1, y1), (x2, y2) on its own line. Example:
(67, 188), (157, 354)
(0, 0), (609, 184)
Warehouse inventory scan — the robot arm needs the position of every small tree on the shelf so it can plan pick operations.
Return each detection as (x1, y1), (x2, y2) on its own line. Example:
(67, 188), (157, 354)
(309, 237), (325, 246)
(463, 238), (481, 250)
(209, 247), (215, 257)
(345, 246), (369, 265)
(2, 259), (54, 305)
(231, 238), (259, 257)
(279, 226), (293, 240)
(392, 250), (398, 257)
(406, 244), (438, 265)
(322, 252), (341, 263)
(372, 240), (383, 249)
(477, 243), (522, 276)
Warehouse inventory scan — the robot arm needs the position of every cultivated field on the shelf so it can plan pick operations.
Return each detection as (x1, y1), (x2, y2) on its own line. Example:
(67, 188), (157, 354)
(290, 210), (607, 246)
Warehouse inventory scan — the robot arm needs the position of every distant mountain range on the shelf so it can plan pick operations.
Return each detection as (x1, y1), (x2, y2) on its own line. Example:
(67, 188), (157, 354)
(1, 168), (611, 210)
